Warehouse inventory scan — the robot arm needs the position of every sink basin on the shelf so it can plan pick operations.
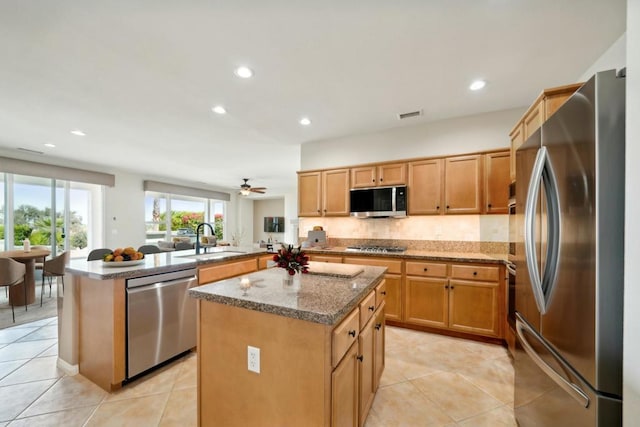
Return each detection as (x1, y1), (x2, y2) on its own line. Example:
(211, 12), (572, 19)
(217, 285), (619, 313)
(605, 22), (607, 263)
(180, 251), (246, 261)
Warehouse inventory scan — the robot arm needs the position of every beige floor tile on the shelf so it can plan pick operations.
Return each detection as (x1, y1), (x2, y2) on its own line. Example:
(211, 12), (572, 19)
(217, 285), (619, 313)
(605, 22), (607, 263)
(159, 387), (197, 427)
(8, 406), (96, 427)
(461, 339), (510, 360)
(457, 356), (514, 404)
(0, 356), (64, 386)
(35, 343), (58, 358)
(0, 379), (57, 422)
(172, 354), (197, 391)
(411, 371), (503, 422)
(370, 381), (454, 426)
(457, 405), (517, 426)
(0, 327), (38, 344)
(0, 340), (57, 362)
(384, 347), (443, 381)
(103, 360), (181, 402)
(86, 392), (170, 427)
(378, 355), (409, 387)
(19, 375), (107, 418)
(0, 360), (28, 381)
(17, 325), (58, 342)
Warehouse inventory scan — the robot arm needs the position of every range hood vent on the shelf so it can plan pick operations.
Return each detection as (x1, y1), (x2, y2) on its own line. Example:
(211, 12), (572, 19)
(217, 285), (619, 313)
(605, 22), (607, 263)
(397, 110), (423, 120)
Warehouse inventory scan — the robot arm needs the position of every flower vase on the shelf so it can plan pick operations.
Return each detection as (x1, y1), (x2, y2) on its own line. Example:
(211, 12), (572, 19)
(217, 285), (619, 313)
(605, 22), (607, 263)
(282, 270), (300, 290)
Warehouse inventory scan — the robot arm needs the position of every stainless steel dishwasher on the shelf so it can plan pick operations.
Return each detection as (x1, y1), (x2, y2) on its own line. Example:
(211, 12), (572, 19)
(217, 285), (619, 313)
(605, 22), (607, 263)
(126, 268), (198, 379)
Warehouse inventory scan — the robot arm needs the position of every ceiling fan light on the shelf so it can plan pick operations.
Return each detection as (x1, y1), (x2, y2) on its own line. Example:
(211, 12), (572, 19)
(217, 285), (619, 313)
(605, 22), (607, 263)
(240, 189), (251, 196)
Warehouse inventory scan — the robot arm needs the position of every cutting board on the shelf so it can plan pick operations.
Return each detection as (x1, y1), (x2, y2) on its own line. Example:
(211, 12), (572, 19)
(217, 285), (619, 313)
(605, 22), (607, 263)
(307, 261), (364, 278)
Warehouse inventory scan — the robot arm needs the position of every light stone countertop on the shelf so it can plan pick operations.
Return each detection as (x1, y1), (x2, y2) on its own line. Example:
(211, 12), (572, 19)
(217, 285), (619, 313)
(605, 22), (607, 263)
(66, 246), (269, 280)
(189, 264), (387, 325)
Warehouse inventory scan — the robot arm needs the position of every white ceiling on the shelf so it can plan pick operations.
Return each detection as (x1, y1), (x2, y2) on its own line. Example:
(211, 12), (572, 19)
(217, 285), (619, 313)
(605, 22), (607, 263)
(0, 0), (626, 197)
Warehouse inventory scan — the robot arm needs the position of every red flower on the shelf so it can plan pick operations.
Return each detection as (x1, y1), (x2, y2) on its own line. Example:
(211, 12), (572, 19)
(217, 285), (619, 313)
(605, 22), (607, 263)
(273, 244), (309, 275)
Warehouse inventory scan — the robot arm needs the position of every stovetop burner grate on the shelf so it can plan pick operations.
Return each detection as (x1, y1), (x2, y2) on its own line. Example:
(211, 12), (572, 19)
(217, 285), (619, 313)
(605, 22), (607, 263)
(345, 246), (407, 253)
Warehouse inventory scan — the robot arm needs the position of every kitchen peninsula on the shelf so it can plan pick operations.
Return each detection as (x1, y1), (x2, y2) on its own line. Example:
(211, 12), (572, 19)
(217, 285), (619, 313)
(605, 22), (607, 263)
(189, 263), (387, 427)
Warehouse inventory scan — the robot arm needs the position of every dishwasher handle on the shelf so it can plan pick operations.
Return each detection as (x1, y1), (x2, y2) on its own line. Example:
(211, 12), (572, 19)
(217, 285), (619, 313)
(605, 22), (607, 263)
(126, 275), (197, 295)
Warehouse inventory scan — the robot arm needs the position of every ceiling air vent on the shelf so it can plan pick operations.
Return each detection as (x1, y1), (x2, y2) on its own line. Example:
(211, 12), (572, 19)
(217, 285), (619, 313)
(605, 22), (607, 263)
(397, 110), (423, 120)
(17, 147), (44, 155)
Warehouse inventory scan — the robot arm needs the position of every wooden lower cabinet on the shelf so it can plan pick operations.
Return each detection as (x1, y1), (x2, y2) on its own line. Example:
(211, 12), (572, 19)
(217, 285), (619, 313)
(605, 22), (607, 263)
(405, 276), (448, 329)
(332, 343), (359, 427)
(382, 274), (402, 321)
(448, 279), (500, 337)
(197, 258), (257, 284)
(358, 317), (375, 427)
(310, 254), (344, 263)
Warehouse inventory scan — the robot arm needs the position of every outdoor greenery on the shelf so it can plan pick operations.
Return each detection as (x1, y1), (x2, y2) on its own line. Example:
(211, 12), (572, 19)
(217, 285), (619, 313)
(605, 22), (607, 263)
(11, 204), (87, 249)
(155, 211), (224, 240)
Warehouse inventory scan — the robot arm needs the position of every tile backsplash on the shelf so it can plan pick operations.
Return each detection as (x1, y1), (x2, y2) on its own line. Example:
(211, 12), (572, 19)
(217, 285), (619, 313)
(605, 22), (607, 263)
(299, 215), (508, 252)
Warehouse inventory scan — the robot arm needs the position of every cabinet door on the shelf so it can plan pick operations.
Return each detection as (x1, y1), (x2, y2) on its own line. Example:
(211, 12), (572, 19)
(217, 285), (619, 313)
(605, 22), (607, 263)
(332, 342), (359, 427)
(373, 303), (385, 391)
(448, 279), (500, 337)
(509, 123), (524, 181)
(524, 100), (544, 140)
(404, 276), (448, 328)
(350, 166), (377, 188)
(323, 169), (350, 216)
(382, 274), (402, 322)
(358, 318), (375, 427)
(444, 155), (482, 214)
(377, 163), (406, 186)
(408, 159), (443, 215)
(298, 172), (322, 217)
(484, 151), (510, 214)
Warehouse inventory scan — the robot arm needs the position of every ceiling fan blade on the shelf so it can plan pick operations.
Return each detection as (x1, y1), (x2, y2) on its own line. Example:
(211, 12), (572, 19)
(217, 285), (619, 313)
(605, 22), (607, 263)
(251, 189), (266, 194)
(250, 187), (267, 191)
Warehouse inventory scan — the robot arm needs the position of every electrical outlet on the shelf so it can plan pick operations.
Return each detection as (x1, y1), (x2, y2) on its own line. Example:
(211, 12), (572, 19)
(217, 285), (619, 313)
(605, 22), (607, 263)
(248, 345), (260, 373)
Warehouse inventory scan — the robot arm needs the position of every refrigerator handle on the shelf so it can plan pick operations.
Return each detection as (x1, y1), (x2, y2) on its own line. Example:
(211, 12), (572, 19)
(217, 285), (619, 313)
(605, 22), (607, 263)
(524, 147), (548, 314)
(516, 314), (590, 408)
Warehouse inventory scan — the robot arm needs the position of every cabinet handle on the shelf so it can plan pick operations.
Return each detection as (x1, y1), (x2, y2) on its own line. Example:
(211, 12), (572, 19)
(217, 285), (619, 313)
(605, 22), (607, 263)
(369, 305), (375, 311)
(380, 178), (383, 182)
(488, 203), (492, 209)
(423, 267), (428, 272)
(381, 291), (387, 295)
(436, 205), (440, 210)
(348, 330), (356, 337)
(317, 209), (320, 213)
(445, 284), (449, 289)
(375, 323), (382, 330)
(323, 209), (327, 212)
(372, 179), (375, 182)
(446, 205), (450, 209)
(357, 355), (364, 362)
(473, 271), (478, 276)
(450, 285), (455, 289)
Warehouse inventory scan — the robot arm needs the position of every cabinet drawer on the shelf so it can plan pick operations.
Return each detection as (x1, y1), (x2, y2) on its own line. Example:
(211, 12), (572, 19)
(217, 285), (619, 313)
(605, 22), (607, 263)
(359, 291), (377, 330)
(257, 255), (274, 270)
(405, 261), (447, 278)
(375, 280), (386, 308)
(309, 254), (343, 263)
(450, 264), (499, 282)
(333, 308), (360, 367)
(342, 257), (402, 275)
(198, 259), (258, 284)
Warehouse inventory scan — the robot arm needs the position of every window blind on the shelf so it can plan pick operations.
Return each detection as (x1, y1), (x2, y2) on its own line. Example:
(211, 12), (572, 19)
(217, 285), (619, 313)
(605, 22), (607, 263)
(143, 180), (230, 201)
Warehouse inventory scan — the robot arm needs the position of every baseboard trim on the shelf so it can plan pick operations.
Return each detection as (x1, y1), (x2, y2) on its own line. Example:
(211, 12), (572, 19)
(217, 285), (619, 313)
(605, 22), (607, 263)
(57, 357), (79, 375)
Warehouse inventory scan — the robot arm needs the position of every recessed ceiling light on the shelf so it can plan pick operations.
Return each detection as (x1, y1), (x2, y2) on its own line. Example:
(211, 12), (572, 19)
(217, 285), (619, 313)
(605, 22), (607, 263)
(469, 80), (486, 91)
(299, 117), (312, 126)
(44, 143), (56, 148)
(234, 66), (253, 79)
(70, 129), (86, 136)
(212, 106), (227, 114)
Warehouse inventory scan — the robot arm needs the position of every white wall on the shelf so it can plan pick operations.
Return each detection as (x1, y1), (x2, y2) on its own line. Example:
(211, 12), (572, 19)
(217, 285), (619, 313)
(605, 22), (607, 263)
(300, 108), (524, 170)
(624, 1), (639, 423)
(579, 33), (627, 82)
(253, 198), (285, 243)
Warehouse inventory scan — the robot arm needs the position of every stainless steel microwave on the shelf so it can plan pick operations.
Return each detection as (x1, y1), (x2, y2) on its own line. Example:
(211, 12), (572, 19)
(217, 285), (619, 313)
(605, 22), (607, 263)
(349, 186), (407, 218)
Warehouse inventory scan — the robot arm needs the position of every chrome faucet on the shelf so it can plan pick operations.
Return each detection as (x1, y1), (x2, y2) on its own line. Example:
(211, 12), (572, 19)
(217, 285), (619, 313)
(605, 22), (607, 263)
(195, 222), (215, 254)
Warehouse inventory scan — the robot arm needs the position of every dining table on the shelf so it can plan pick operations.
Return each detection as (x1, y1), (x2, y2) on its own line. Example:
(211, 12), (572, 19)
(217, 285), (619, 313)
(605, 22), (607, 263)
(0, 248), (51, 306)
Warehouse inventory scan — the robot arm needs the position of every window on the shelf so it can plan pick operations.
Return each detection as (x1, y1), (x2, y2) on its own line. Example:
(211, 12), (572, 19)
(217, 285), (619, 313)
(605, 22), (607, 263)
(145, 192), (225, 244)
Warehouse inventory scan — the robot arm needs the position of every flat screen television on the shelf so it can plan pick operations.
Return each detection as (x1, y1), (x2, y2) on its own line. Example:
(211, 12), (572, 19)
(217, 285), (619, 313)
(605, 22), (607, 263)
(264, 217), (285, 233)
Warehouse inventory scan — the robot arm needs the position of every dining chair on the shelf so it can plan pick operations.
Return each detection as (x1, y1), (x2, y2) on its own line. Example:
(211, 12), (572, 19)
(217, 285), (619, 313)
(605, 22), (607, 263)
(138, 245), (161, 255)
(0, 258), (27, 323)
(87, 248), (112, 261)
(41, 251), (69, 306)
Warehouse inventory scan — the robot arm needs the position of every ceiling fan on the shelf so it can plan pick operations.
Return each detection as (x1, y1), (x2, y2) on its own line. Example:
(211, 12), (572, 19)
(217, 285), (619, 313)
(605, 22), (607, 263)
(239, 178), (267, 196)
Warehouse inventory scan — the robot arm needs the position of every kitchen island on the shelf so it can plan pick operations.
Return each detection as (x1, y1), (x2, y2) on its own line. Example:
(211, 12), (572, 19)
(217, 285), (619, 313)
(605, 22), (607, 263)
(59, 247), (269, 391)
(189, 263), (387, 427)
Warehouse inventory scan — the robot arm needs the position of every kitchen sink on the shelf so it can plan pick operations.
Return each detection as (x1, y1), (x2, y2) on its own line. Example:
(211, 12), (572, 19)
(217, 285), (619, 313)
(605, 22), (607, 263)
(179, 251), (246, 261)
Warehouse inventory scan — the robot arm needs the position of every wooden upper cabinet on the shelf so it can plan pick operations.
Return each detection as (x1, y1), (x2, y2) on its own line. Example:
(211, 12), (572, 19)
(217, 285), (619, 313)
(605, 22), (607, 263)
(322, 168), (350, 216)
(484, 151), (510, 214)
(509, 123), (524, 181)
(444, 155), (482, 214)
(298, 171), (322, 217)
(377, 163), (406, 186)
(408, 159), (443, 215)
(523, 100), (544, 141)
(351, 163), (406, 188)
(351, 166), (377, 188)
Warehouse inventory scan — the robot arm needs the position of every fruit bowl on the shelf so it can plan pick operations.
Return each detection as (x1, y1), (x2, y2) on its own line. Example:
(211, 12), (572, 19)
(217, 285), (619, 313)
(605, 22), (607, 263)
(102, 247), (145, 264)
(102, 259), (145, 267)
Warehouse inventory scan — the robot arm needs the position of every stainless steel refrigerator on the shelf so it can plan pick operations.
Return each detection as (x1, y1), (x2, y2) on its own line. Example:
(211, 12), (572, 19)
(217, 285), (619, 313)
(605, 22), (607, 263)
(514, 69), (625, 426)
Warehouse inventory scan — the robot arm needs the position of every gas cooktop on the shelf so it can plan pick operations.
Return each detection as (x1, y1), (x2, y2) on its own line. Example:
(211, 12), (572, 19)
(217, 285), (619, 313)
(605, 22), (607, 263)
(345, 246), (407, 254)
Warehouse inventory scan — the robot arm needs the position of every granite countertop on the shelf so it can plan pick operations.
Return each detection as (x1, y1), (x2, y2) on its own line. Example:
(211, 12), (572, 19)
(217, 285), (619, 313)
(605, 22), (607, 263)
(66, 246), (268, 280)
(304, 246), (508, 264)
(189, 264), (387, 326)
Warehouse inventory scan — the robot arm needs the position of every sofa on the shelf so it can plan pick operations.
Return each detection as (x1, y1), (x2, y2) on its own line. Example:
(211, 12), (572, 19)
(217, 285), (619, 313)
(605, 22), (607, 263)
(157, 237), (195, 252)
